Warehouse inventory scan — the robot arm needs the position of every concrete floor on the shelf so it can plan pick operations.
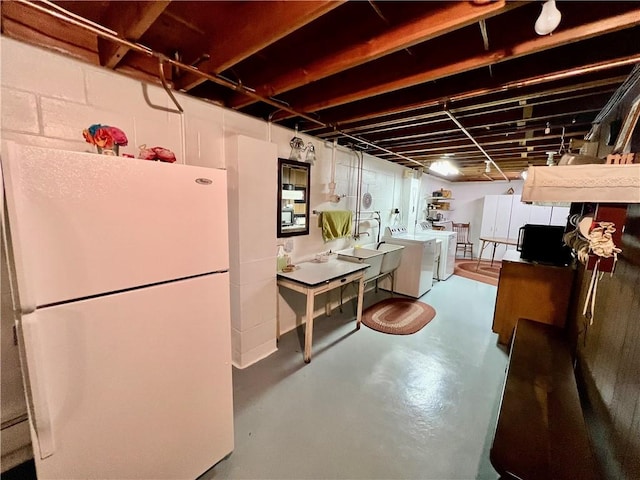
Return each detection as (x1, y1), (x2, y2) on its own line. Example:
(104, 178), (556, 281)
(5, 275), (507, 480)
(202, 275), (509, 480)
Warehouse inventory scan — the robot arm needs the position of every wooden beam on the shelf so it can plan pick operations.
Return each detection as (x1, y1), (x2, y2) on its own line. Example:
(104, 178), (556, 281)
(278, 9), (640, 116)
(98, 1), (171, 69)
(306, 72), (628, 131)
(228, 0), (510, 109)
(0, 5), (98, 63)
(177, 0), (344, 92)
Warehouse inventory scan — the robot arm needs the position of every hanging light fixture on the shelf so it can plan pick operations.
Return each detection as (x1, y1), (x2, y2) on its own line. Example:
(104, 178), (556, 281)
(289, 125), (316, 164)
(289, 125), (305, 161)
(544, 122), (551, 134)
(535, 0), (562, 36)
(304, 142), (316, 164)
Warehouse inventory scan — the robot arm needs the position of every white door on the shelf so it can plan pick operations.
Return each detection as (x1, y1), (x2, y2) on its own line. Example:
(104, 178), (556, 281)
(23, 274), (233, 480)
(480, 195), (499, 238)
(507, 195), (529, 253)
(480, 195), (513, 260)
(494, 195), (513, 238)
(2, 142), (229, 310)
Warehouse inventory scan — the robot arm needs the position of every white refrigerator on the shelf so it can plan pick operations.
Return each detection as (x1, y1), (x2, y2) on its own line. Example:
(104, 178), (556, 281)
(1, 142), (234, 479)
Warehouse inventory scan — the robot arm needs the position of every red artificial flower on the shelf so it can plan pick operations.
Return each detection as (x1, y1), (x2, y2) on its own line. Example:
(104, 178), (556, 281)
(94, 128), (114, 148)
(82, 129), (96, 145)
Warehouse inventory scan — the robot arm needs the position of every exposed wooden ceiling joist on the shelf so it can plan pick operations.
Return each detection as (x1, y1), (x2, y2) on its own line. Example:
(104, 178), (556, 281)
(177, 0), (344, 92)
(227, 0), (512, 109)
(98, 1), (171, 69)
(2, 0), (638, 182)
(272, 8), (640, 119)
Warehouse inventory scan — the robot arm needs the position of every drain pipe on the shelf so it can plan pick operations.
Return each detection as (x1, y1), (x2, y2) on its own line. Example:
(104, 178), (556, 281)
(443, 105), (510, 182)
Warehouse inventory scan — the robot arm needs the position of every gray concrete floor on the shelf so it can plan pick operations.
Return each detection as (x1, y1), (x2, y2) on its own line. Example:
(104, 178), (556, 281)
(202, 275), (509, 480)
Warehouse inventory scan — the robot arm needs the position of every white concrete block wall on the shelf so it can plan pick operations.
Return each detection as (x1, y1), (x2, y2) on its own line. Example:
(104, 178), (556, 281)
(0, 87), (39, 133)
(2, 36), (475, 367)
(1, 40), (86, 102)
(226, 135), (278, 368)
(0, 38), (277, 373)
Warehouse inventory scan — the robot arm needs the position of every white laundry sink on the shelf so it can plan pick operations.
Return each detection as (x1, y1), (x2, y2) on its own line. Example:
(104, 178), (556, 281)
(361, 242), (405, 274)
(336, 247), (384, 282)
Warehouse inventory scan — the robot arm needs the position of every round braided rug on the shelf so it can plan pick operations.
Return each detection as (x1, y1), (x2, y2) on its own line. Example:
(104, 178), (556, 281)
(362, 297), (436, 335)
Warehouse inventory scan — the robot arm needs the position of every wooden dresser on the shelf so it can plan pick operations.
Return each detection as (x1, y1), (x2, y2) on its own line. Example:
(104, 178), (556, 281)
(493, 250), (575, 345)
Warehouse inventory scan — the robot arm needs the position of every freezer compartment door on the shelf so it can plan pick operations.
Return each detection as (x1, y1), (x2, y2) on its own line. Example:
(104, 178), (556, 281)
(21, 274), (233, 479)
(2, 142), (229, 309)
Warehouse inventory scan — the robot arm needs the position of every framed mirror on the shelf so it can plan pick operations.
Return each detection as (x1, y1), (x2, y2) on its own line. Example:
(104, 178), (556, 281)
(277, 158), (310, 237)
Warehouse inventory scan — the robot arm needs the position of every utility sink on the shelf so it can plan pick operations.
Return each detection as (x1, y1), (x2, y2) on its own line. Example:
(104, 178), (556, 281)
(336, 247), (384, 282)
(361, 243), (405, 274)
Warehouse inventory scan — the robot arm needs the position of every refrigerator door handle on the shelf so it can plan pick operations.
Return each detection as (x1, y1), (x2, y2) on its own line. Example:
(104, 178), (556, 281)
(22, 313), (56, 458)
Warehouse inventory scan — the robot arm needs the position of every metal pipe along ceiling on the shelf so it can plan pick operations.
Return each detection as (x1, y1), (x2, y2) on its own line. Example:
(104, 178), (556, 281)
(17, 0), (640, 174)
(444, 107), (510, 182)
(15, 0), (426, 168)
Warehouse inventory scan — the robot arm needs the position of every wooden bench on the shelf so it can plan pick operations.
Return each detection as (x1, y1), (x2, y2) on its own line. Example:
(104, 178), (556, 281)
(490, 319), (599, 480)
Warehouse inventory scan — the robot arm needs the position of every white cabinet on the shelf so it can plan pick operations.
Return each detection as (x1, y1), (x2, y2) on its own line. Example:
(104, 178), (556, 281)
(479, 195), (569, 261)
(480, 195), (516, 260)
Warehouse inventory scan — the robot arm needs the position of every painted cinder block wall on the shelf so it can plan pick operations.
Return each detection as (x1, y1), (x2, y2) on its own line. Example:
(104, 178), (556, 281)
(0, 36), (528, 364)
(0, 37), (411, 369)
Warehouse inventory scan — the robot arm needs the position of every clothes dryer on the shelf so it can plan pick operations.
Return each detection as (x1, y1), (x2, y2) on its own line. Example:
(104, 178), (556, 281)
(414, 222), (457, 280)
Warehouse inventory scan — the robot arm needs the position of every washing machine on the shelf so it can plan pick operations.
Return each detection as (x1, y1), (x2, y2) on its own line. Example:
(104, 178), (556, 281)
(381, 226), (438, 298)
(414, 222), (457, 280)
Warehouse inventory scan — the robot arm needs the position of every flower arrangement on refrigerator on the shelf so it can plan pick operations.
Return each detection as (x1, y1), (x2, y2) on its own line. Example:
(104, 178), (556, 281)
(83, 124), (128, 154)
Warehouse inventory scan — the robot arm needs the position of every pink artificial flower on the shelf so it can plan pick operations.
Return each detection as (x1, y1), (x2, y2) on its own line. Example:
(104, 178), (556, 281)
(138, 146), (157, 160)
(153, 147), (176, 163)
(107, 127), (128, 146)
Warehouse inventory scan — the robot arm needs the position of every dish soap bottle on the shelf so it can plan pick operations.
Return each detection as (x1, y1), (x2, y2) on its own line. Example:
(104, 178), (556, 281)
(277, 246), (287, 272)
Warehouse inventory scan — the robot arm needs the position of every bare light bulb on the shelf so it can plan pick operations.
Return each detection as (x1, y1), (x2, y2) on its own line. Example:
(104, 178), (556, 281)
(544, 122), (551, 134)
(535, 0), (562, 36)
(546, 151), (555, 166)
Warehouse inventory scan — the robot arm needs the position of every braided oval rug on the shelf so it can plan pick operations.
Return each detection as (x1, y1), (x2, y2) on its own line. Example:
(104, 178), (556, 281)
(362, 297), (436, 335)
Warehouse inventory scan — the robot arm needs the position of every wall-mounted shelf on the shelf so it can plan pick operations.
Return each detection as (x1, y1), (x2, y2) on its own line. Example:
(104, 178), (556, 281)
(425, 196), (454, 212)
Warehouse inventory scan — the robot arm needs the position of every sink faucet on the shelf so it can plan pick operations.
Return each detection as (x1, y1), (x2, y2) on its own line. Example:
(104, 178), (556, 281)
(376, 240), (386, 249)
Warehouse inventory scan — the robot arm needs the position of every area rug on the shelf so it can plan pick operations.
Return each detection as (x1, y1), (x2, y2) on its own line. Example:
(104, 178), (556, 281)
(453, 259), (501, 286)
(362, 298), (436, 335)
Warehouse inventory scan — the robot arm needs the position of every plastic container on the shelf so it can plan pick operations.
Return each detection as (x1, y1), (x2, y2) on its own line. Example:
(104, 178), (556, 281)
(277, 246), (287, 271)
